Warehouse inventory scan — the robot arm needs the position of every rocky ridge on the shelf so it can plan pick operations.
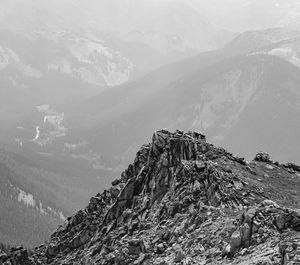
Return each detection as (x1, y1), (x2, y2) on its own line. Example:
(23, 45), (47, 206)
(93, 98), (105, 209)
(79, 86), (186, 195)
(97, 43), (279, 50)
(1, 130), (300, 265)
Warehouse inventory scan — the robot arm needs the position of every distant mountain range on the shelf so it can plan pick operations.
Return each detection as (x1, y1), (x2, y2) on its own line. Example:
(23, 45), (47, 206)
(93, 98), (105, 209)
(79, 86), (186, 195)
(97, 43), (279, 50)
(5, 27), (300, 190)
(8, 28), (300, 192)
(0, 0), (234, 147)
(1, 0), (300, 248)
(0, 0), (233, 91)
(60, 28), (300, 171)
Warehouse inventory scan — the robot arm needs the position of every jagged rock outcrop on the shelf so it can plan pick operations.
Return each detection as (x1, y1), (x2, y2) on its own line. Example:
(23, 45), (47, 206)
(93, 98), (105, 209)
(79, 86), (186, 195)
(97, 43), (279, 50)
(3, 130), (300, 265)
(254, 152), (272, 163)
(0, 246), (30, 265)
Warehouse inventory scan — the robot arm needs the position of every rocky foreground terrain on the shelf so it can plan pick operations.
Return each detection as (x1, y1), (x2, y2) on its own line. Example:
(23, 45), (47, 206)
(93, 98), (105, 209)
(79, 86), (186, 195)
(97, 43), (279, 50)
(1, 129), (300, 265)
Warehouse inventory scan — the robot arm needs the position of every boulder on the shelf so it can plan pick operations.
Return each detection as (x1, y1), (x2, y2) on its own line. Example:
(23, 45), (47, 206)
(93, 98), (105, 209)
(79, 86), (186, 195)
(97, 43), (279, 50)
(254, 152), (271, 163)
(230, 230), (242, 252)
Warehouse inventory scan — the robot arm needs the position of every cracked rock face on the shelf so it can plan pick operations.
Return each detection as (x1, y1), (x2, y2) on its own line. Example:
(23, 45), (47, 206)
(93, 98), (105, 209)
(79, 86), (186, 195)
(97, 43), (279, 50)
(3, 130), (300, 265)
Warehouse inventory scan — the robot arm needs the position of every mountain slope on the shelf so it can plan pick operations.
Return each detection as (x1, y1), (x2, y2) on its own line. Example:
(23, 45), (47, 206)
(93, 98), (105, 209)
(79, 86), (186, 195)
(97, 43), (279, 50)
(0, 30), (134, 88)
(52, 29), (299, 174)
(0, 147), (111, 247)
(0, 149), (66, 247)
(63, 54), (300, 175)
(3, 130), (299, 264)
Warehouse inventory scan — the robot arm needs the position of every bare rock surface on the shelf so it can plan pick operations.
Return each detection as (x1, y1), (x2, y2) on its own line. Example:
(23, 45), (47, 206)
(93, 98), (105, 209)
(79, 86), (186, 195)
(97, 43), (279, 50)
(2, 130), (300, 265)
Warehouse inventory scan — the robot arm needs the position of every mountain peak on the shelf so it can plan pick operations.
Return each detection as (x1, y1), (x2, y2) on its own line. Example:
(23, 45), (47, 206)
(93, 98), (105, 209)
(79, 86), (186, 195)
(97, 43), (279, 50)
(2, 130), (300, 264)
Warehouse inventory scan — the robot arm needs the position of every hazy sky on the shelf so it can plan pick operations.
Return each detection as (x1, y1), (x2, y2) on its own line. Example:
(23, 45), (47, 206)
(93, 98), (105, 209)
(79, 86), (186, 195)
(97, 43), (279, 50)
(1, 0), (300, 32)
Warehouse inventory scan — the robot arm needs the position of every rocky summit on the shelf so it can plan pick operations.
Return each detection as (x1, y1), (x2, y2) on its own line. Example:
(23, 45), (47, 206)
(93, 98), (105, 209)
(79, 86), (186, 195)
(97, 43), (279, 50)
(2, 130), (300, 265)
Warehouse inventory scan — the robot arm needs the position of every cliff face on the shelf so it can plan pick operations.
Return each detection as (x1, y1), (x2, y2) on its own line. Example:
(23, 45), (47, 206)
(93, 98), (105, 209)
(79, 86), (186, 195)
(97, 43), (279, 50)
(2, 130), (300, 265)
